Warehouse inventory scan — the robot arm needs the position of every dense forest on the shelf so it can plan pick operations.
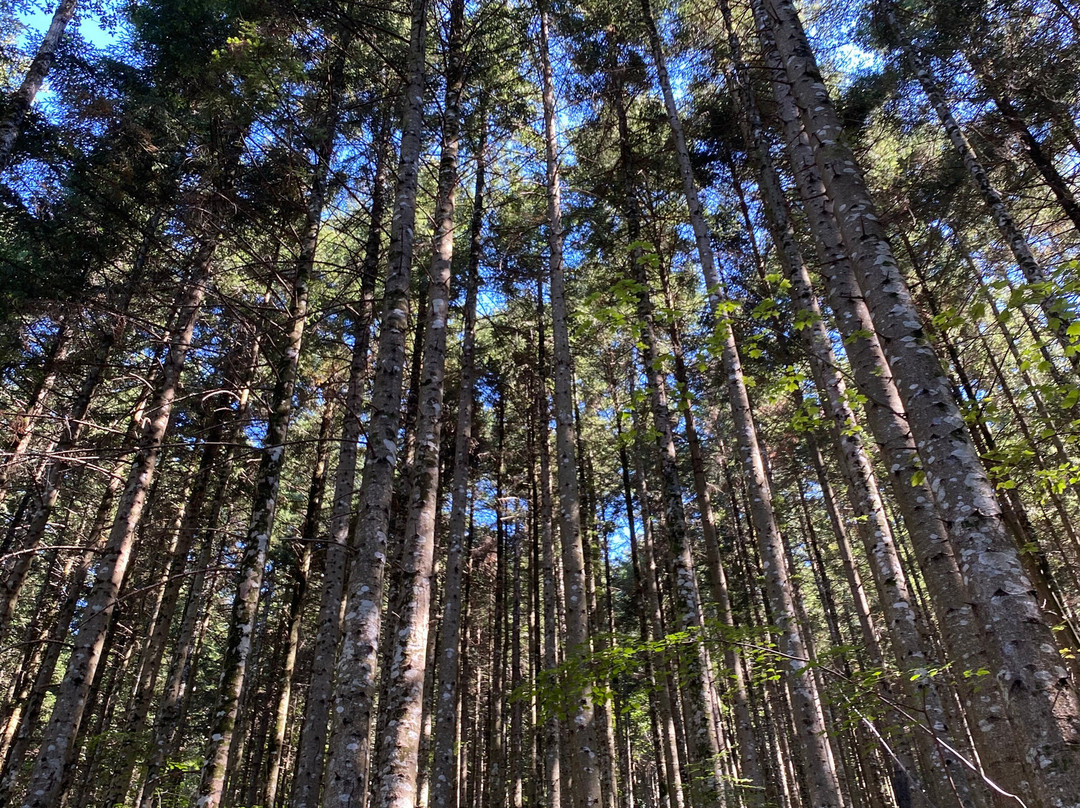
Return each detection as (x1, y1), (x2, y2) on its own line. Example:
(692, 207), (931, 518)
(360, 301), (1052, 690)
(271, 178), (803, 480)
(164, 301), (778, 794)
(2, 0), (1080, 806)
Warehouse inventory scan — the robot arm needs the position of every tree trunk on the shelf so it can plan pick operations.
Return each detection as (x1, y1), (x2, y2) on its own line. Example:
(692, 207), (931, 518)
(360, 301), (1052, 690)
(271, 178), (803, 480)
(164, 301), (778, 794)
(0, 0), (78, 169)
(536, 272), (564, 808)
(195, 91), (332, 808)
(638, 1), (844, 802)
(370, 2), (464, 802)
(263, 398), (334, 808)
(18, 205), (226, 807)
(323, 0), (427, 798)
(289, 95), (392, 808)
(879, 1), (1079, 367)
(611, 78), (726, 808)
(759, 0), (1080, 801)
(537, 5), (604, 807)
(430, 102), (485, 808)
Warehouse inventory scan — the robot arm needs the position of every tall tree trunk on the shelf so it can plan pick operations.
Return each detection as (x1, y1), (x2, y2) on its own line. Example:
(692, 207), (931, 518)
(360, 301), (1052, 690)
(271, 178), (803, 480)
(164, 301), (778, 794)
(263, 398), (334, 808)
(323, 0), (427, 798)
(138, 331), (260, 805)
(98, 400), (233, 807)
(430, 103), (485, 808)
(638, 1), (844, 803)
(719, 9), (971, 802)
(537, 6), (604, 807)
(759, 0), (1080, 801)
(611, 77), (726, 808)
(0, 0), (78, 169)
(759, 26), (1066, 804)
(195, 93), (333, 808)
(878, 1), (1079, 367)
(0, 318), (70, 514)
(0, 216), (156, 639)
(536, 272), (564, 808)
(289, 96), (393, 808)
(18, 181), (230, 805)
(371, 2), (464, 802)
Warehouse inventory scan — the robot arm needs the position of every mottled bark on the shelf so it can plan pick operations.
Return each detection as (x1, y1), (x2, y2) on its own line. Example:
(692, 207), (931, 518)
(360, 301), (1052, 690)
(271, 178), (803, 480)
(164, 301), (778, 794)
(0, 0), (77, 169)
(721, 10), (970, 801)
(638, 0), (843, 802)
(611, 80), (726, 808)
(758, 27), (1051, 804)
(878, 2), (1079, 366)
(195, 95), (330, 808)
(289, 98), (392, 808)
(371, 2), (463, 803)
(19, 225), (220, 808)
(323, 0), (427, 801)
(429, 104), (485, 808)
(759, 0), (1080, 801)
(536, 274), (564, 808)
(263, 399), (333, 808)
(537, 5), (604, 807)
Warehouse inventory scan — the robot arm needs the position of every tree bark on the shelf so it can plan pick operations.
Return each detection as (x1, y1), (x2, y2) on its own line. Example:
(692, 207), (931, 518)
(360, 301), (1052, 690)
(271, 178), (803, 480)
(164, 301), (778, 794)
(0, 0), (78, 169)
(878, 1), (1079, 367)
(759, 0), (1080, 801)
(19, 218), (222, 808)
(289, 95), (392, 808)
(537, 5), (604, 807)
(638, 1), (844, 802)
(430, 102), (485, 808)
(371, 1), (464, 802)
(323, 0), (427, 802)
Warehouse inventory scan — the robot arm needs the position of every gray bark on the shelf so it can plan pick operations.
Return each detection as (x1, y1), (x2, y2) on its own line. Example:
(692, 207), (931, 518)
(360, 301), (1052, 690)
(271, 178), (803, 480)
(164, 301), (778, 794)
(195, 94), (330, 808)
(429, 103), (485, 808)
(323, 0), (427, 801)
(0, 0), (77, 169)
(370, 1), (463, 802)
(638, 1), (844, 802)
(759, 0), (1080, 802)
(537, 5), (604, 807)
(877, 2), (1079, 367)
(289, 95), (392, 808)
(19, 227), (220, 808)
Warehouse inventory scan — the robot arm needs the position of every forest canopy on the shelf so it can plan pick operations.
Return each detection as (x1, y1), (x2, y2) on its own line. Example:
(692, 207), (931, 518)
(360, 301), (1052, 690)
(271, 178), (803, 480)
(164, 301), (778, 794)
(1, 0), (1080, 807)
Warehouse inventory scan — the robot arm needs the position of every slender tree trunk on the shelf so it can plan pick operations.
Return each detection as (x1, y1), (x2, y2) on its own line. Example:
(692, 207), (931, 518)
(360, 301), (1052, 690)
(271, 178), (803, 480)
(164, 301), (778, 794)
(0, 0), (78, 169)
(878, 1), (1079, 366)
(429, 103), (485, 808)
(138, 331), (260, 805)
(263, 399), (334, 808)
(968, 56), (1080, 233)
(195, 96), (332, 808)
(0, 318), (70, 514)
(371, 4), (464, 802)
(18, 196), (227, 807)
(639, 1), (844, 802)
(611, 79), (726, 808)
(0, 217), (156, 640)
(289, 95), (393, 808)
(537, 6), (604, 807)
(323, 0), (427, 798)
(720, 10), (971, 802)
(536, 273), (564, 808)
(627, 410), (687, 808)
(759, 0), (1080, 801)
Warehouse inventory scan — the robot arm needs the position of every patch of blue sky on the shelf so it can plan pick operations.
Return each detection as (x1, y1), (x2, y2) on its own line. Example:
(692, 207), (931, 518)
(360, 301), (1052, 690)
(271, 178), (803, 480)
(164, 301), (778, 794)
(17, 3), (120, 54)
(8, 3), (127, 129)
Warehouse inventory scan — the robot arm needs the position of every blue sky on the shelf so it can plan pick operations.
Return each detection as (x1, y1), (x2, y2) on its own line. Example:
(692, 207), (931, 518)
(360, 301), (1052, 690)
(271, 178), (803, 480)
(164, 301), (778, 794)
(17, 3), (118, 53)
